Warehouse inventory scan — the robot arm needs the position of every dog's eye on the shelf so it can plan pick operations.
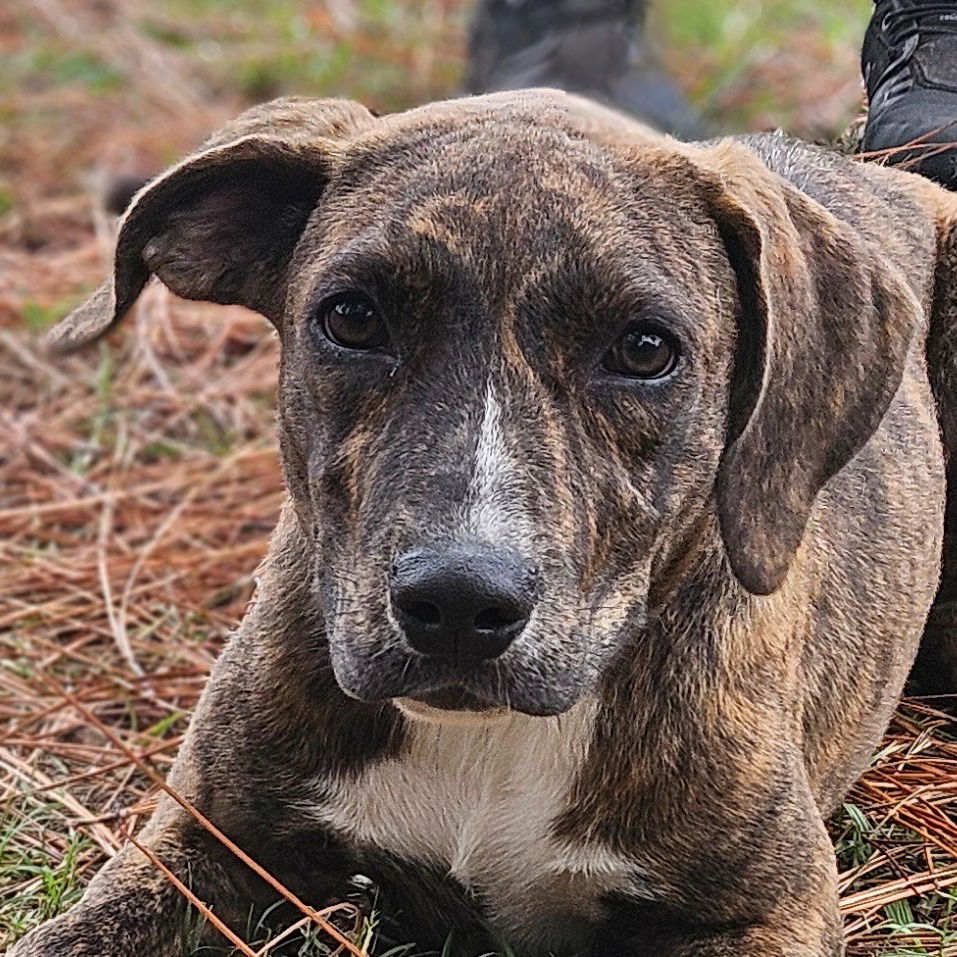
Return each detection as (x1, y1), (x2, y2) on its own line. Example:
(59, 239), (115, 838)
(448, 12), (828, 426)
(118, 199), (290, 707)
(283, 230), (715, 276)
(317, 294), (389, 351)
(604, 323), (680, 380)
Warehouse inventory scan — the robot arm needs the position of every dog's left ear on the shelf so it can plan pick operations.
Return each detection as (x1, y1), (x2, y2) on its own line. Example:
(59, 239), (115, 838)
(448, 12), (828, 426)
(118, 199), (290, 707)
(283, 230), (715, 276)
(687, 141), (923, 595)
(46, 97), (375, 353)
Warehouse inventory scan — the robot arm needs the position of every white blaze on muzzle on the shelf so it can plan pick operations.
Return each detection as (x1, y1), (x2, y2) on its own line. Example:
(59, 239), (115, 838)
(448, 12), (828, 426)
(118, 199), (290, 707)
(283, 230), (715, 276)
(464, 378), (538, 547)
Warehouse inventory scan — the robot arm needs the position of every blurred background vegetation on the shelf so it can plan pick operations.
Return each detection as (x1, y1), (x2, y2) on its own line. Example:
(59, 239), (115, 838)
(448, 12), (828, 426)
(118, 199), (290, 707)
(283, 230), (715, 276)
(1, 0), (872, 209)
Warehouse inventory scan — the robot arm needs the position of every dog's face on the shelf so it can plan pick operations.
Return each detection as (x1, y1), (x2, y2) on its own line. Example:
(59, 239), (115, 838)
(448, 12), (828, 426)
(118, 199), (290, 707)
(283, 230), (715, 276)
(49, 91), (920, 718)
(278, 123), (734, 716)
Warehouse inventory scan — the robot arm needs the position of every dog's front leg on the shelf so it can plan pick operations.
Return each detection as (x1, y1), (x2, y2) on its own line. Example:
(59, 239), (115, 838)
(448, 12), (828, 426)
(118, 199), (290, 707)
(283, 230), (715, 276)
(597, 902), (844, 957)
(8, 799), (230, 957)
(611, 923), (844, 957)
(592, 805), (845, 957)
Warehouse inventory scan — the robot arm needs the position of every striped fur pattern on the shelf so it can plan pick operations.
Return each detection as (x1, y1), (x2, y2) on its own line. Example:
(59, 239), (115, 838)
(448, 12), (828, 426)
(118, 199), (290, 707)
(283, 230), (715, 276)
(15, 90), (957, 957)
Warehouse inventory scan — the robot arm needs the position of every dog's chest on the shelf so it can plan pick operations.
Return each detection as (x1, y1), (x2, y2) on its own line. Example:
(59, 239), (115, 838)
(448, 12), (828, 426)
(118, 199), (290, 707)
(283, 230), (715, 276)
(312, 704), (637, 951)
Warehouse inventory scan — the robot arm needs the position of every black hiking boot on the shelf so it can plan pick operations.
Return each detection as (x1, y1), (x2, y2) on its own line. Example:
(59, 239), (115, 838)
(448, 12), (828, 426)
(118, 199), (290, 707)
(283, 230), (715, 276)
(465, 0), (703, 139)
(861, 0), (957, 187)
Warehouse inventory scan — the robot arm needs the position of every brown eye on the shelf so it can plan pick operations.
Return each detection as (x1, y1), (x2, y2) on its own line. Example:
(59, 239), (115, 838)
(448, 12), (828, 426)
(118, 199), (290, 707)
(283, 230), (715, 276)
(604, 324), (680, 380)
(319, 294), (389, 351)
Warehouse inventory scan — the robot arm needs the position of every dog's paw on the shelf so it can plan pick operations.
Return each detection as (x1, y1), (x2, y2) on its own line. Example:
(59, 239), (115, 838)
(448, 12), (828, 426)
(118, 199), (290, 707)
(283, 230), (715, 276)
(322, 872), (379, 936)
(7, 914), (157, 957)
(7, 927), (70, 957)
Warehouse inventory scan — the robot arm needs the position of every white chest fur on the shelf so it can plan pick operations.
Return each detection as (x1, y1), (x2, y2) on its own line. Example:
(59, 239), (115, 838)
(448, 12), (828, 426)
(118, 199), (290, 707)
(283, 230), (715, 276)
(312, 700), (640, 953)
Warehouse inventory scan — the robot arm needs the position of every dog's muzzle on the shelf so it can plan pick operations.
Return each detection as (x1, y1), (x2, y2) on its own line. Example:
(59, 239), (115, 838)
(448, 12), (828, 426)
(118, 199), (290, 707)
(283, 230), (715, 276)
(330, 543), (586, 717)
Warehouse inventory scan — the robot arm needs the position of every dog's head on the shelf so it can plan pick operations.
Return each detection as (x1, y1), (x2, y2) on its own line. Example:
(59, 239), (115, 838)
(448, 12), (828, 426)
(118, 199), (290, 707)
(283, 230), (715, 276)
(50, 91), (920, 718)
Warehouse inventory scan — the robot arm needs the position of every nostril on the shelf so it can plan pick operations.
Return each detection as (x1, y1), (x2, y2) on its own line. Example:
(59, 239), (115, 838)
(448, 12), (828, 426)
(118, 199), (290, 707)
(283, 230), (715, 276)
(474, 606), (525, 632)
(400, 599), (442, 626)
(390, 544), (539, 660)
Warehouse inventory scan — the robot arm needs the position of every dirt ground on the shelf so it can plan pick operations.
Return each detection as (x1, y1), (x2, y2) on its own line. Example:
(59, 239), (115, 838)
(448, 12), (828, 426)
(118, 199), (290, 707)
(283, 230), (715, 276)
(1, 1), (956, 955)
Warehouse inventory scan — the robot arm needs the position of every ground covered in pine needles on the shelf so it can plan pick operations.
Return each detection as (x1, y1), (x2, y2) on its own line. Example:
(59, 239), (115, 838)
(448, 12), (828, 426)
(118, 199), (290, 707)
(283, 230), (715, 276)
(2, 1), (956, 954)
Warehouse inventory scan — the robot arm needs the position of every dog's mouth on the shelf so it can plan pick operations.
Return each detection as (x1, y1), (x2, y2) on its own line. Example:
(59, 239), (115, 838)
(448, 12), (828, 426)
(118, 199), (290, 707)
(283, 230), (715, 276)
(411, 685), (500, 711)
(394, 686), (510, 723)
(327, 602), (599, 718)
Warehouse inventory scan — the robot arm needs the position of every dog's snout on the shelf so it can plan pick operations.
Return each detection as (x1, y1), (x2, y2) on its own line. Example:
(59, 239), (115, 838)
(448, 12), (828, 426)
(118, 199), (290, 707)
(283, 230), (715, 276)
(391, 545), (538, 660)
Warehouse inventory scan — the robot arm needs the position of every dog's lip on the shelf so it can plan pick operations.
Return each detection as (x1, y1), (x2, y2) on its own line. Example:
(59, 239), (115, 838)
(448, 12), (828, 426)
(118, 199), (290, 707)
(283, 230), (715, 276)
(395, 686), (509, 720)
(411, 685), (499, 711)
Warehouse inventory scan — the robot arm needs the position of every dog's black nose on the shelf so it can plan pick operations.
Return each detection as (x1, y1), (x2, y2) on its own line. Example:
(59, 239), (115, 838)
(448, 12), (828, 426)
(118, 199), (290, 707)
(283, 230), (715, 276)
(391, 545), (538, 660)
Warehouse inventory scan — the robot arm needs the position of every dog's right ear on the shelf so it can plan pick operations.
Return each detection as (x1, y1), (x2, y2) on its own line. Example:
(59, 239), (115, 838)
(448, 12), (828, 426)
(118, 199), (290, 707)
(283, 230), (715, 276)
(47, 98), (376, 354)
(682, 140), (922, 596)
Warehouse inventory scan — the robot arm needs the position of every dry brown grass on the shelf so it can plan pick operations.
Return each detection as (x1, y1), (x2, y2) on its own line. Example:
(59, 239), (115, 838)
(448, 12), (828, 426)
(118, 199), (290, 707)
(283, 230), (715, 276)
(2, 2), (956, 954)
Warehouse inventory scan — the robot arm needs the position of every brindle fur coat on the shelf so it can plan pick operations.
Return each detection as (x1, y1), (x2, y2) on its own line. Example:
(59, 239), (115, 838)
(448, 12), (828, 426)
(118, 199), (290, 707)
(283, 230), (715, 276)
(13, 89), (957, 957)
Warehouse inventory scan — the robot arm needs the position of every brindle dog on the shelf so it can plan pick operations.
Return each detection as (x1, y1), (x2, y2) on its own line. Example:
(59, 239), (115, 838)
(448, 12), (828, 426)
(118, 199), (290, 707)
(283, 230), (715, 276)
(13, 90), (957, 957)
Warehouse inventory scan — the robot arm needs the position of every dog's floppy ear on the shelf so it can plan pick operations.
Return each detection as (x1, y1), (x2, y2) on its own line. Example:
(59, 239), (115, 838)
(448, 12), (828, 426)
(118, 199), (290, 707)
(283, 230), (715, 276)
(47, 98), (375, 354)
(687, 141), (923, 595)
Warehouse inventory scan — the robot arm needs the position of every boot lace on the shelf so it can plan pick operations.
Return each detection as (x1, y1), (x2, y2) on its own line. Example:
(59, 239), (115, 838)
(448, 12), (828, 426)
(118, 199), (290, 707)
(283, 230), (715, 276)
(880, 2), (957, 45)
(871, 3), (957, 96)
